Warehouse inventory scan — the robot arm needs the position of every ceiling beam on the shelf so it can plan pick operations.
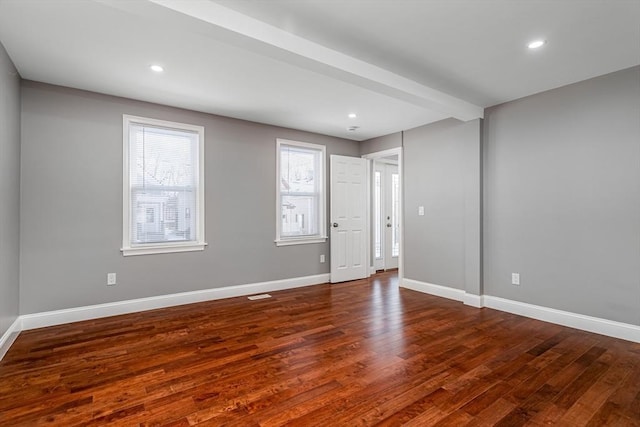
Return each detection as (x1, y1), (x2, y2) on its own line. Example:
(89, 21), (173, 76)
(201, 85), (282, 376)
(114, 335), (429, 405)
(146, 0), (484, 121)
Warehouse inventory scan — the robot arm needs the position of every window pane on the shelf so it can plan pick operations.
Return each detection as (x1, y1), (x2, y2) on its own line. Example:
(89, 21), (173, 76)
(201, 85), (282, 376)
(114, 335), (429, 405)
(129, 123), (199, 246)
(280, 146), (318, 194)
(130, 125), (197, 189)
(281, 194), (318, 237)
(132, 188), (195, 244)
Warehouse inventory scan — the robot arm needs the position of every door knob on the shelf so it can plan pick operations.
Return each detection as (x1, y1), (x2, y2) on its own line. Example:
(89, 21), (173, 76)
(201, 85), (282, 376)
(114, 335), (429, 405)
(386, 223), (392, 227)
(332, 222), (339, 228)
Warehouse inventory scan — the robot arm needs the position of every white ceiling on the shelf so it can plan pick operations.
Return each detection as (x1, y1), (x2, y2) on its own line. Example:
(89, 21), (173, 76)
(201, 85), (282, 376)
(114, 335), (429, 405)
(0, 0), (638, 141)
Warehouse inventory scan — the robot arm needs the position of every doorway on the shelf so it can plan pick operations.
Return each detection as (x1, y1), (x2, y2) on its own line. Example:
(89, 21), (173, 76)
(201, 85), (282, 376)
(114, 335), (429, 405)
(362, 147), (403, 280)
(373, 158), (399, 271)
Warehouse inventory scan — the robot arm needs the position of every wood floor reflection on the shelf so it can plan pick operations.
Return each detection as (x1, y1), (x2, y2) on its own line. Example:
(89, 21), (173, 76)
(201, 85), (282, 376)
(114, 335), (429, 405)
(1, 271), (639, 426)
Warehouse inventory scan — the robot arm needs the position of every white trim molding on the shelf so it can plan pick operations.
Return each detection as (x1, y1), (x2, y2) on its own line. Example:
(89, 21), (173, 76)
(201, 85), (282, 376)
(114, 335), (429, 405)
(0, 317), (22, 360)
(274, 237), (327, 247)
(402, 278), (484, 308)
(362, 147), (404, 285)
(275, 138), (327, 247)
(402, 278), (466, 303)
(20, 273), (330, 331)
(2, 273), (329, 361)
(401, 278), (640, 344)
(483, 296), (640, 344)
(122, 115), (207, 257)
(4, 274), (639, 363)
(462, 293), (485, 308)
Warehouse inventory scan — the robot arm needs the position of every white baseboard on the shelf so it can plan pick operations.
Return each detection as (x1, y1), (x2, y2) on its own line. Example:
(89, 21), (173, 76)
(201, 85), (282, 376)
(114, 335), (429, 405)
(402, 278), (465, 301)
(0, 317), (22, 360)
(19, 273), (330, 331)
(483, 296), (640, 344)
(401, 277), (640, 344)
(462, 293), (484, 308)
(4, 273), (639, 364)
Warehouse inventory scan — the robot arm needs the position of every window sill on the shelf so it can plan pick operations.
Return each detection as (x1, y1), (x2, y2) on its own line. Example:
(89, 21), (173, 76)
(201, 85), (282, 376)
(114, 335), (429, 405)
(274, 237), (327, 247)
(121, 242), (207, 256)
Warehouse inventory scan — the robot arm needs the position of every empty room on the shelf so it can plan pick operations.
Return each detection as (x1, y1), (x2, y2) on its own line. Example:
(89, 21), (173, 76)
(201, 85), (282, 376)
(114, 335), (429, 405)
(0, 0), (639, 425)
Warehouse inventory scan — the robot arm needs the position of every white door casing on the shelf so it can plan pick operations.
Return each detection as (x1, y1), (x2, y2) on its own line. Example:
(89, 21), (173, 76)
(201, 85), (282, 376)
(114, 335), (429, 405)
(362, 146), (404, 282)
(330, 155), (367, 283)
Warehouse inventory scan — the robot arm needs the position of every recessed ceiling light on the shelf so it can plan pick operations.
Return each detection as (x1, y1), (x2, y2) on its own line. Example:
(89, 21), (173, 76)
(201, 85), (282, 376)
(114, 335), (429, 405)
(150, 64), (164, 73)
(527, 40), (546, 49)
(348, 113), (357, 119)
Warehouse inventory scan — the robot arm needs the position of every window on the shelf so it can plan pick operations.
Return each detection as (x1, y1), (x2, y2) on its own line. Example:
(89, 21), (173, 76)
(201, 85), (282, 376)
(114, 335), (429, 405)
(275, 139), (326, 246)
(122, 115), (206, 256)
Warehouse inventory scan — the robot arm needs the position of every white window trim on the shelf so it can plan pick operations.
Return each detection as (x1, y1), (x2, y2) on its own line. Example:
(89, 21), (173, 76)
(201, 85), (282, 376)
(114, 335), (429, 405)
(275, 138), (327, 246)
(121, 115), (207, 256)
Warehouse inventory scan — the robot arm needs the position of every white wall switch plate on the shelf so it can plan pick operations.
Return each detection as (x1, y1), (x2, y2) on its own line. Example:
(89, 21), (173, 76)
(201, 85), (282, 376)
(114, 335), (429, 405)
(320, 254), (325, 263)
(418, 206), (425, 216)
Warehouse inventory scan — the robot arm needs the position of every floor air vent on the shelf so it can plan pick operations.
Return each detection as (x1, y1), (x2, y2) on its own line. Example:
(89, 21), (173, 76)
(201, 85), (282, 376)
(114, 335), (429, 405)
(248, 294), (272, 300)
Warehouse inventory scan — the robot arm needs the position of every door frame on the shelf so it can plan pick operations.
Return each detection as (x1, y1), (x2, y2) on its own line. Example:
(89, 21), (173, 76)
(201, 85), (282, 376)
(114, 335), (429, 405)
(372, 159), (399, 271)
(362, 147), (404, 283)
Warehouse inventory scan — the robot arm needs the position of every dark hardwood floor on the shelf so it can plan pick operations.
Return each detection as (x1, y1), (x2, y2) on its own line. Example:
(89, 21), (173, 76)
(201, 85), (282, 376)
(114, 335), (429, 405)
(1, 272), (639, 426)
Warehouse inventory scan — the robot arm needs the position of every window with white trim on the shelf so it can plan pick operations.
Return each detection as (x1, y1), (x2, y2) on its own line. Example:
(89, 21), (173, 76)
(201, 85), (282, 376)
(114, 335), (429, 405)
(275, 139), (327, 246)
(122, 115), (206, 256)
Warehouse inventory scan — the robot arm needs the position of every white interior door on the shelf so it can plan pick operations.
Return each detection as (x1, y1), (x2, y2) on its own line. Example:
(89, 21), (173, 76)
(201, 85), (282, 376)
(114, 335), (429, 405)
(330, 155), (367, 283)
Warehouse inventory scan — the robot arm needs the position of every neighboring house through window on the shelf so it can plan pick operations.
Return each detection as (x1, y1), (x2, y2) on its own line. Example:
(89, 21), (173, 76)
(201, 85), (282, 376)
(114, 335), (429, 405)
(122, 115), (206, 256)
(275, 138), (327, 246)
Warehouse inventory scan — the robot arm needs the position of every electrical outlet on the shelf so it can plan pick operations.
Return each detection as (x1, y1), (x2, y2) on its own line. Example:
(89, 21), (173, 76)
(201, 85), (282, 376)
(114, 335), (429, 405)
(320, 254), (325, 263)
(511, 273), (520, 286)
(107, 273), (117, 286)
(418, 206), (425, 216)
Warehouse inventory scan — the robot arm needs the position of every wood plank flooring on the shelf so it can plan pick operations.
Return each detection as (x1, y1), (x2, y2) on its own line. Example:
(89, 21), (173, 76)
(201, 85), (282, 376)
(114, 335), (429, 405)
(1, 272), (639, 426)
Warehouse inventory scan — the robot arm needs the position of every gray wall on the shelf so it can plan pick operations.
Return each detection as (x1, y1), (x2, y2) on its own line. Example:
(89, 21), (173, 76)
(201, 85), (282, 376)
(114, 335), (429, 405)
(484, 66), (640, 325)
(19, 81), (359, 314)
(359, 132), (401, 156)
(12, 64), (640, 329)
(403, 118), (482, 294)
(0, 42), (20, 336)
